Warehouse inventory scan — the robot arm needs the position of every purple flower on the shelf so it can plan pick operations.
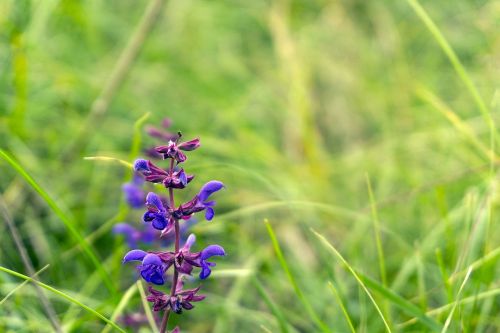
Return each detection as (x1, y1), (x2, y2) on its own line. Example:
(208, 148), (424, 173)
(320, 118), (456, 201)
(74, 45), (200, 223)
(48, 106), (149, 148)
(179, 181), (225, 221)
(157, 234), (200, 275)
(113, 218), (197, 249)
(112, 223), (155, 248)
(146, 285), (205, 313)
(199, 245), (226, 279)
(156, 234), (225, 279)
(123, 250), (166, 285)
(163, 168), (195, 189)
(134, 159), (194, 189)
(122, 173), (145, 209)
(155, 138), (200, 163)
(144, 192), (170, 230)
(133, 159), (150, 173)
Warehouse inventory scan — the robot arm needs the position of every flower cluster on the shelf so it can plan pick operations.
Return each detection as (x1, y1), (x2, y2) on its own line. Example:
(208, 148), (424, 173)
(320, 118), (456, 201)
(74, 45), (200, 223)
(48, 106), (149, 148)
(121, 130), (225, 333)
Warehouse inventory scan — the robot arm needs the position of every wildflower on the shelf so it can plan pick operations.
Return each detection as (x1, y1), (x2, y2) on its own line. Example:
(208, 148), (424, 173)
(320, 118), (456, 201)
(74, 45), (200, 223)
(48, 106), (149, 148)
(133, 159), (150, 173)
(113, 218), (197, 249)
(179, 181), (225, 220)
(112, 222), (156, 248)
(134, 159), (194, 188)
(199, 245), (226, 279)
(123, 250), (166, 285)
(120, 125), (226, 333)
(156, 234), (225, 279)
(155, 138), (200, 163)
(122, 173), (145, 208)
(146, 285), (205, 313)
(144, 192), (170, 230)
(156, 234), (199, 275)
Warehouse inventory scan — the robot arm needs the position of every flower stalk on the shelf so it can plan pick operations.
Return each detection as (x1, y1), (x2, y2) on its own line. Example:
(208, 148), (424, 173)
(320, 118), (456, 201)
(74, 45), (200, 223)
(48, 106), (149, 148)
(122, 129), (226, 333)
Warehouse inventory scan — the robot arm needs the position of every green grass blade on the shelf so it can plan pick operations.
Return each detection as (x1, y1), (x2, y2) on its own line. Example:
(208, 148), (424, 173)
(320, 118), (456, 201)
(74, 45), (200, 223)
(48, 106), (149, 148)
(137, 280), (159, 332)
(83, 156), (133, 169)
(0, 264), (50, 305)
(213, 254), (261, 333)
(130, 112), (150, 160)
(400, 285), (500, 328)
(366, 175), (387, 287)
(311, 228), (393, 333)
(406, 0), (494, 127)
(449, 245), (500, 283)
(0, 149), (115, 293)
(357, 272), (442, 331)
(327, 281), (356, 333)
(0, 265), (126, 333)
(252, 277), (291, 333)
(441, 267), (473, 333)
(101, 283), (138, 333)
(260, 324), (273, 333)
(265, 220), (332, 333)
(435, 248), (453, 303)
(416, 85), (495, 162)
(406, 0), (496, 169)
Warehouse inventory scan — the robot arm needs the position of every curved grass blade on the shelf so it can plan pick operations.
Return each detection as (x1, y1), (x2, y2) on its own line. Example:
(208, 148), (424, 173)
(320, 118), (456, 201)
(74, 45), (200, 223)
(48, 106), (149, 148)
(129, 112), (150, 161)
(406, 0), (494, 129)
(327, 281), (356, 333)
(400, 284), (500, 328)
(406, 0), (496, 172)
(311, 229), (393, 332)
(261, 325), (273, 333)
(0, 265), (126, 333)
(0, 150), (115, 292)
(101, 283), (138, 333)
(265, 220), (332, 333)
(137, 280), (159, 332)
(83, 156), (133, 169)
(0, 264), (49, 305)
(219, 201), (365, 221)
(366, 174), (387, 288)
(449, 245), (500, 283)
(252, 277), (291, 333)
(441, 267), (473, 333)
(357, 272), (442, 331)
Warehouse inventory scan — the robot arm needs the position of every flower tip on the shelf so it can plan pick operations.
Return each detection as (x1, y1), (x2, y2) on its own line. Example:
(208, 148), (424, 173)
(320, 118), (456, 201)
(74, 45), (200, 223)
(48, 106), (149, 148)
(185, 233), (196, 248)
(133, 159), (149, 172)
(201, 245), (226, 259)
(178, 138), (201, 151)
(123, 249), (147, 263)
(198, 181), (225, 201)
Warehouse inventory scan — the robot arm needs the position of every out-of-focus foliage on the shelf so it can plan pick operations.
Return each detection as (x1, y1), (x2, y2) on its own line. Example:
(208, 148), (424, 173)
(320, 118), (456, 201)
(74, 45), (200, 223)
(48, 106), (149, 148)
(0, 0), (499, 332)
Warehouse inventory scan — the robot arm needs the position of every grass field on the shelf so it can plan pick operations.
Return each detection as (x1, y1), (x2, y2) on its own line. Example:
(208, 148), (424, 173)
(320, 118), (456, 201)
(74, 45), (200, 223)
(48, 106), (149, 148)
(1, 0), (499, 332)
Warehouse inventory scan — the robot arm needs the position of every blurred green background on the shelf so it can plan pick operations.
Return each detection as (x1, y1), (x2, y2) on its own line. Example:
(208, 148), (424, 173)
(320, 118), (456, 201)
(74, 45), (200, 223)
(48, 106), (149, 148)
(1, 0), (499, 332)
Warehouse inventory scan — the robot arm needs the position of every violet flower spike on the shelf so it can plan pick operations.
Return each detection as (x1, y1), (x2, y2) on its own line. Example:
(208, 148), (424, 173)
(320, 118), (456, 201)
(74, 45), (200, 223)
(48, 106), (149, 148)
(121, 125), (226, 333)
(123, 250), (166, 285)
